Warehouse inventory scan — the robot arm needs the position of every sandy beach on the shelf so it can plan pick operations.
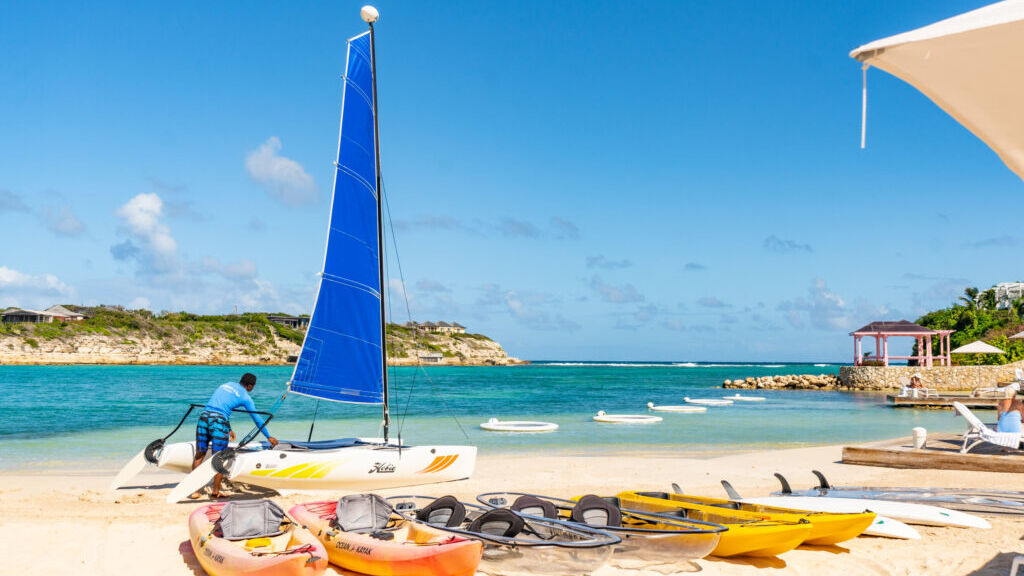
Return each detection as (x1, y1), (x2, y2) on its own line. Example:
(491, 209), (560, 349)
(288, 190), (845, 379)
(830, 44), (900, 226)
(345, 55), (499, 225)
(2, 443), (1022, 576)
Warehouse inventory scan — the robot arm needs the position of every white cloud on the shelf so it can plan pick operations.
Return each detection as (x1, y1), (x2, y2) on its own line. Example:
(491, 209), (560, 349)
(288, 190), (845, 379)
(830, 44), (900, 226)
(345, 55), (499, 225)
(245, 137), (316, 204)
(128, 296), (151, 310)
(199, 257), (259, 281)
(590, 274), (645, 304)
(111, 192), (181, 276)
(39, 205), (86, 237)
(0, 266), (74, 308)
(778, 278), (851, 330)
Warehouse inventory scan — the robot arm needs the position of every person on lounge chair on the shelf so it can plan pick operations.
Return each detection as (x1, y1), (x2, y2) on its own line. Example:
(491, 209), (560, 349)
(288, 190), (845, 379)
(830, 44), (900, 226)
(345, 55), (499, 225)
(998, 398), (1023, 434)
(995, 383), (1019, 420)
(190, 373), (277, 499)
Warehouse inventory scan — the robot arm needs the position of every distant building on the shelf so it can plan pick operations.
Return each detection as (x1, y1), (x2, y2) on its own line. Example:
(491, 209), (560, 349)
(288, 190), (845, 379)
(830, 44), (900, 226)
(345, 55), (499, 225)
(403, 321), (466, 335)
(267, 315), (310, 330)
(1, 305), (85, 323)
(994, 282), (1024, 310)
(45, 305), (85, 321)
(418, 352), (443, 363)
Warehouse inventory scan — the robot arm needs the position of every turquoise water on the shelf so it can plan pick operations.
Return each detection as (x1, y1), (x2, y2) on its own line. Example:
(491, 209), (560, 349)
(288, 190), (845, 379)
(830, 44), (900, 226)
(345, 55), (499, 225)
(0, 363), (968, 471)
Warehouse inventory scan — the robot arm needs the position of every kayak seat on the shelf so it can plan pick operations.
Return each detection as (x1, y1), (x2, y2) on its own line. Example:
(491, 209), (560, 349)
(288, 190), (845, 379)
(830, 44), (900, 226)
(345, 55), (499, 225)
(415, 495), (467, 528)
(510, 495), (558, 519)
(571, 494), (622, 527)
(335, 493), (393, 534)
(468, 508), (525, 537)
(217, 500), (288, 541)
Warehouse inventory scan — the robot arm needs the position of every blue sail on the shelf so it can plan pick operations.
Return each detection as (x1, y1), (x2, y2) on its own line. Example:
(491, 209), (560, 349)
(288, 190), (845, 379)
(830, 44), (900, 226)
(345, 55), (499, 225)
(290, 31), (383, 404)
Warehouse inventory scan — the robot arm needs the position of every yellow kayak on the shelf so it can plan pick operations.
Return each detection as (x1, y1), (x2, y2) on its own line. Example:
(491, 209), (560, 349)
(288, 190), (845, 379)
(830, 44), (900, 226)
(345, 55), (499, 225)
(618, 491), (875, 548)
(616, 491), (811, 557)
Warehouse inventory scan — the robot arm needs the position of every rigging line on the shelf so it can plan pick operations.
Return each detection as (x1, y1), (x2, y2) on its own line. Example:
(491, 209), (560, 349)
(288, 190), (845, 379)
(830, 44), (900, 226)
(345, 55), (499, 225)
(307, 400), (320, 442)
(381, 177), (465, 442)
(381, 180), (419, 434)
(417, 364), (470, 442)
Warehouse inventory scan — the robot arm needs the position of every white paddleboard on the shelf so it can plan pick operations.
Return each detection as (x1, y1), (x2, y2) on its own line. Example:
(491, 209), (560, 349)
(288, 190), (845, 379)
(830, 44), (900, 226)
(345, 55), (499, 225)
(684, 397), (733, 406)
(647, 402), (706, 413)
(110, 448), (149, 491)
(741, 495), (990, 529)
(480, 419), (558, 433)
(864, 515), (921, 540)
(593, 411), (662, 424)
(723, 394), (765, 402)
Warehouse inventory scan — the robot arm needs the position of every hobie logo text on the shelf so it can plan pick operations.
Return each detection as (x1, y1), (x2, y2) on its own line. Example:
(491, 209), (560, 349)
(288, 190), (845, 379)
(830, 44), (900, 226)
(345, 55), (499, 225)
(368, 462), (395, 474)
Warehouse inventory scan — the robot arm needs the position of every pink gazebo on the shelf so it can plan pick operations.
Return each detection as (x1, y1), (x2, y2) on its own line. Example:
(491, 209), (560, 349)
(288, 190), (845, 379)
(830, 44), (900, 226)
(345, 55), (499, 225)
(850, 320), (954, 367)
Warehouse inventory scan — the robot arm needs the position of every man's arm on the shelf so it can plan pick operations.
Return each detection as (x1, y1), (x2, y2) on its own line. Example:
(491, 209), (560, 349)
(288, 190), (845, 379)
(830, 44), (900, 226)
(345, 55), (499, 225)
(241, 395), (274, 441)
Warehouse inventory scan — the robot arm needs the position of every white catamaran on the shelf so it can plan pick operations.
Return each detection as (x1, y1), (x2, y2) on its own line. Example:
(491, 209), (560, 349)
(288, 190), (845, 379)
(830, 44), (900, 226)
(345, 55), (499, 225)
(111, 6), (477, 501)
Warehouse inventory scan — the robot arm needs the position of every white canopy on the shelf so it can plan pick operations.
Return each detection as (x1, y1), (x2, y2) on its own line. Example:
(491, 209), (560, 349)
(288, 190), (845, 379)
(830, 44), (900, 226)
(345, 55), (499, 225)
(950, 340), (1006, 354)
(1010, 330), (1024, 340)
(851, 0), (1024, 181)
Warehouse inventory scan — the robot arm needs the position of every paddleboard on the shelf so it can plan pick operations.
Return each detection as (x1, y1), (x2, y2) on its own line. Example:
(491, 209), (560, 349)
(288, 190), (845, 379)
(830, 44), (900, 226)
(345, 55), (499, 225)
(480, 419), (558, 433)
(646, 402), (706, 413)
(740, 496), (990, 529)
(593, 411), (662, 424)
(684, 397), (733, 406)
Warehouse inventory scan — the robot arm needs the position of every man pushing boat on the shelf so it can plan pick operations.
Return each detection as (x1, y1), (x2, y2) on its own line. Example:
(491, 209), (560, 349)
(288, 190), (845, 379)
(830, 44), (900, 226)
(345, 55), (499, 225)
(190, 372), (278, 499)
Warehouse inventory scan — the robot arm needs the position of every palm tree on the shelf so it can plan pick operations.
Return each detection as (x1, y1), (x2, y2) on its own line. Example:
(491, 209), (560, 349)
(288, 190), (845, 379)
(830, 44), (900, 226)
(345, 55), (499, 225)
(960, 287), (980, 309)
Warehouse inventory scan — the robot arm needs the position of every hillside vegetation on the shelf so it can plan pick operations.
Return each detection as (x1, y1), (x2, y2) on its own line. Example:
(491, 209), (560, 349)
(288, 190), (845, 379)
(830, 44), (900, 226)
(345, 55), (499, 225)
(0, 306), (522, 365)
(915, 286), (1024, 365)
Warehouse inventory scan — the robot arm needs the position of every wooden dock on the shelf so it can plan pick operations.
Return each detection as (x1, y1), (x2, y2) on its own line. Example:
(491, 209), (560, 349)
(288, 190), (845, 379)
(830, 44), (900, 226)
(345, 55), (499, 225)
(843, 433), (1024, 473)
(886, 394), (999, 409)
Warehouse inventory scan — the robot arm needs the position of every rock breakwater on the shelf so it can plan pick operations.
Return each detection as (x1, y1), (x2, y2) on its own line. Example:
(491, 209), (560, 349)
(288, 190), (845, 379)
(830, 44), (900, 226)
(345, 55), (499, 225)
(723, 373), (842, 390)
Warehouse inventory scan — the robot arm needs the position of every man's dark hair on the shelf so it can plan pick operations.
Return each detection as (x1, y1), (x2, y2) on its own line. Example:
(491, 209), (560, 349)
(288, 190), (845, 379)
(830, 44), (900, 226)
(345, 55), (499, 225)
(240, 373), (257, 387)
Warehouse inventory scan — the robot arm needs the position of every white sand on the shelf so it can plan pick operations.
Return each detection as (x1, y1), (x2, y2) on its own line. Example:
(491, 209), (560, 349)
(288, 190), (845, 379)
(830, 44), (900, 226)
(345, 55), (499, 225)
(1, 444), (1022, 575)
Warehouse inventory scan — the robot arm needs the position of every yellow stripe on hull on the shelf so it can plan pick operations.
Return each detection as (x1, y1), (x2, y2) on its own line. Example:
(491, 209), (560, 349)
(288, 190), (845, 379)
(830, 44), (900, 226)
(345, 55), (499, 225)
(619, 491), (874, 546)
(617, 491), (813, 557)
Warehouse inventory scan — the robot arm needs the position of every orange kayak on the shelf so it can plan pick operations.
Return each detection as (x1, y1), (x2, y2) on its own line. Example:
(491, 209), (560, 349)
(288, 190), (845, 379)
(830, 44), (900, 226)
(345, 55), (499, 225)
(189, 502), (327, 576)
(290, 500), (482, 576)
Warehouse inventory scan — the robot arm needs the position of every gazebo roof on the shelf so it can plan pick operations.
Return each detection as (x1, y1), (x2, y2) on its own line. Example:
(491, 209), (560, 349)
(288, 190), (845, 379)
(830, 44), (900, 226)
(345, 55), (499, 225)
(850, 320), (940, 336)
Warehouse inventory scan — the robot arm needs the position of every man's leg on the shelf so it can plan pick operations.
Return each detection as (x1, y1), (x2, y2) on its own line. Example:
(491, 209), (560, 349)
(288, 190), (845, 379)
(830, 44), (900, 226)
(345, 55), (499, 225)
(191, 413), (213, 499)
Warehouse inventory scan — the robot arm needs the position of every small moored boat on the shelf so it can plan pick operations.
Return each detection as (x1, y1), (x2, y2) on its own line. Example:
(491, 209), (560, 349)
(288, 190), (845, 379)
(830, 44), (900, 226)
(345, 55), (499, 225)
(480, 419), (559, 433)
(593, 411), (662, 424)
(189, 500), (328, 576)
(647, 402), (707, 413)
(684, 397), (733, 406)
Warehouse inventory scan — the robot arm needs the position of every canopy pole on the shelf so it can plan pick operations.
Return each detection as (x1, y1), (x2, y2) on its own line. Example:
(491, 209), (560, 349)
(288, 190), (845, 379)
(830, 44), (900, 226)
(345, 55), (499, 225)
(367, 18), (391, 443)
(861, 64), (868, 149)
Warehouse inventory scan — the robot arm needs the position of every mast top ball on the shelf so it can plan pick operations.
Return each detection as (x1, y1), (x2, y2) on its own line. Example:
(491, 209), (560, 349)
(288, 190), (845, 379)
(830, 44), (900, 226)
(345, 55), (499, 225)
(360, 5), (379, 23)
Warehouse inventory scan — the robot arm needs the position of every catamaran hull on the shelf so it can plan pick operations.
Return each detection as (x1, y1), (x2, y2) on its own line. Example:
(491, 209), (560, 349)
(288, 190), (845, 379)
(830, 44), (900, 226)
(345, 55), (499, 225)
(156, 441), (476, 491)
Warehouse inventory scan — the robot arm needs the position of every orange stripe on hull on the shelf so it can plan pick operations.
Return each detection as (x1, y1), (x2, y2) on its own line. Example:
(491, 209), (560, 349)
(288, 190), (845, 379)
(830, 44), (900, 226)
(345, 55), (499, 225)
(418, 455), (458, 474)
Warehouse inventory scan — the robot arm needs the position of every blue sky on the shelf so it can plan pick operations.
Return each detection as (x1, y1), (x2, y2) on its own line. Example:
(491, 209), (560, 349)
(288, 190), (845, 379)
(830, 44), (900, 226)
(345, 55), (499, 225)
(0, 1), (1018, 361)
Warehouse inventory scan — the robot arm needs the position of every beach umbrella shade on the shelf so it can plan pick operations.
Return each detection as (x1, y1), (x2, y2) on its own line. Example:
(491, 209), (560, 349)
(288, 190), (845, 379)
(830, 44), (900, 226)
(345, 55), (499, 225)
(850, 1), (1024, 181)
(951, 341), (1006, 355)
(951, 340), (1007, 388)
(1010, 331), (1024, 340)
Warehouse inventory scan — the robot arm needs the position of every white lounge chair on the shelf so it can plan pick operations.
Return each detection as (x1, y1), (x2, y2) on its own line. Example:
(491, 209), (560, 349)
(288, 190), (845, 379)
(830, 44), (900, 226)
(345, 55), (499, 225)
(952, 401), (1022, 453)
(897, 376), (937, 398)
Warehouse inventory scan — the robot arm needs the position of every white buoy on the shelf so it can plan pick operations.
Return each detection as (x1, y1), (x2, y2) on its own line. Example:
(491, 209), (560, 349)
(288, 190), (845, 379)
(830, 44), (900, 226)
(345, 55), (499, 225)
(647, 401), (707, 413)
(360, 5), (379, 23)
